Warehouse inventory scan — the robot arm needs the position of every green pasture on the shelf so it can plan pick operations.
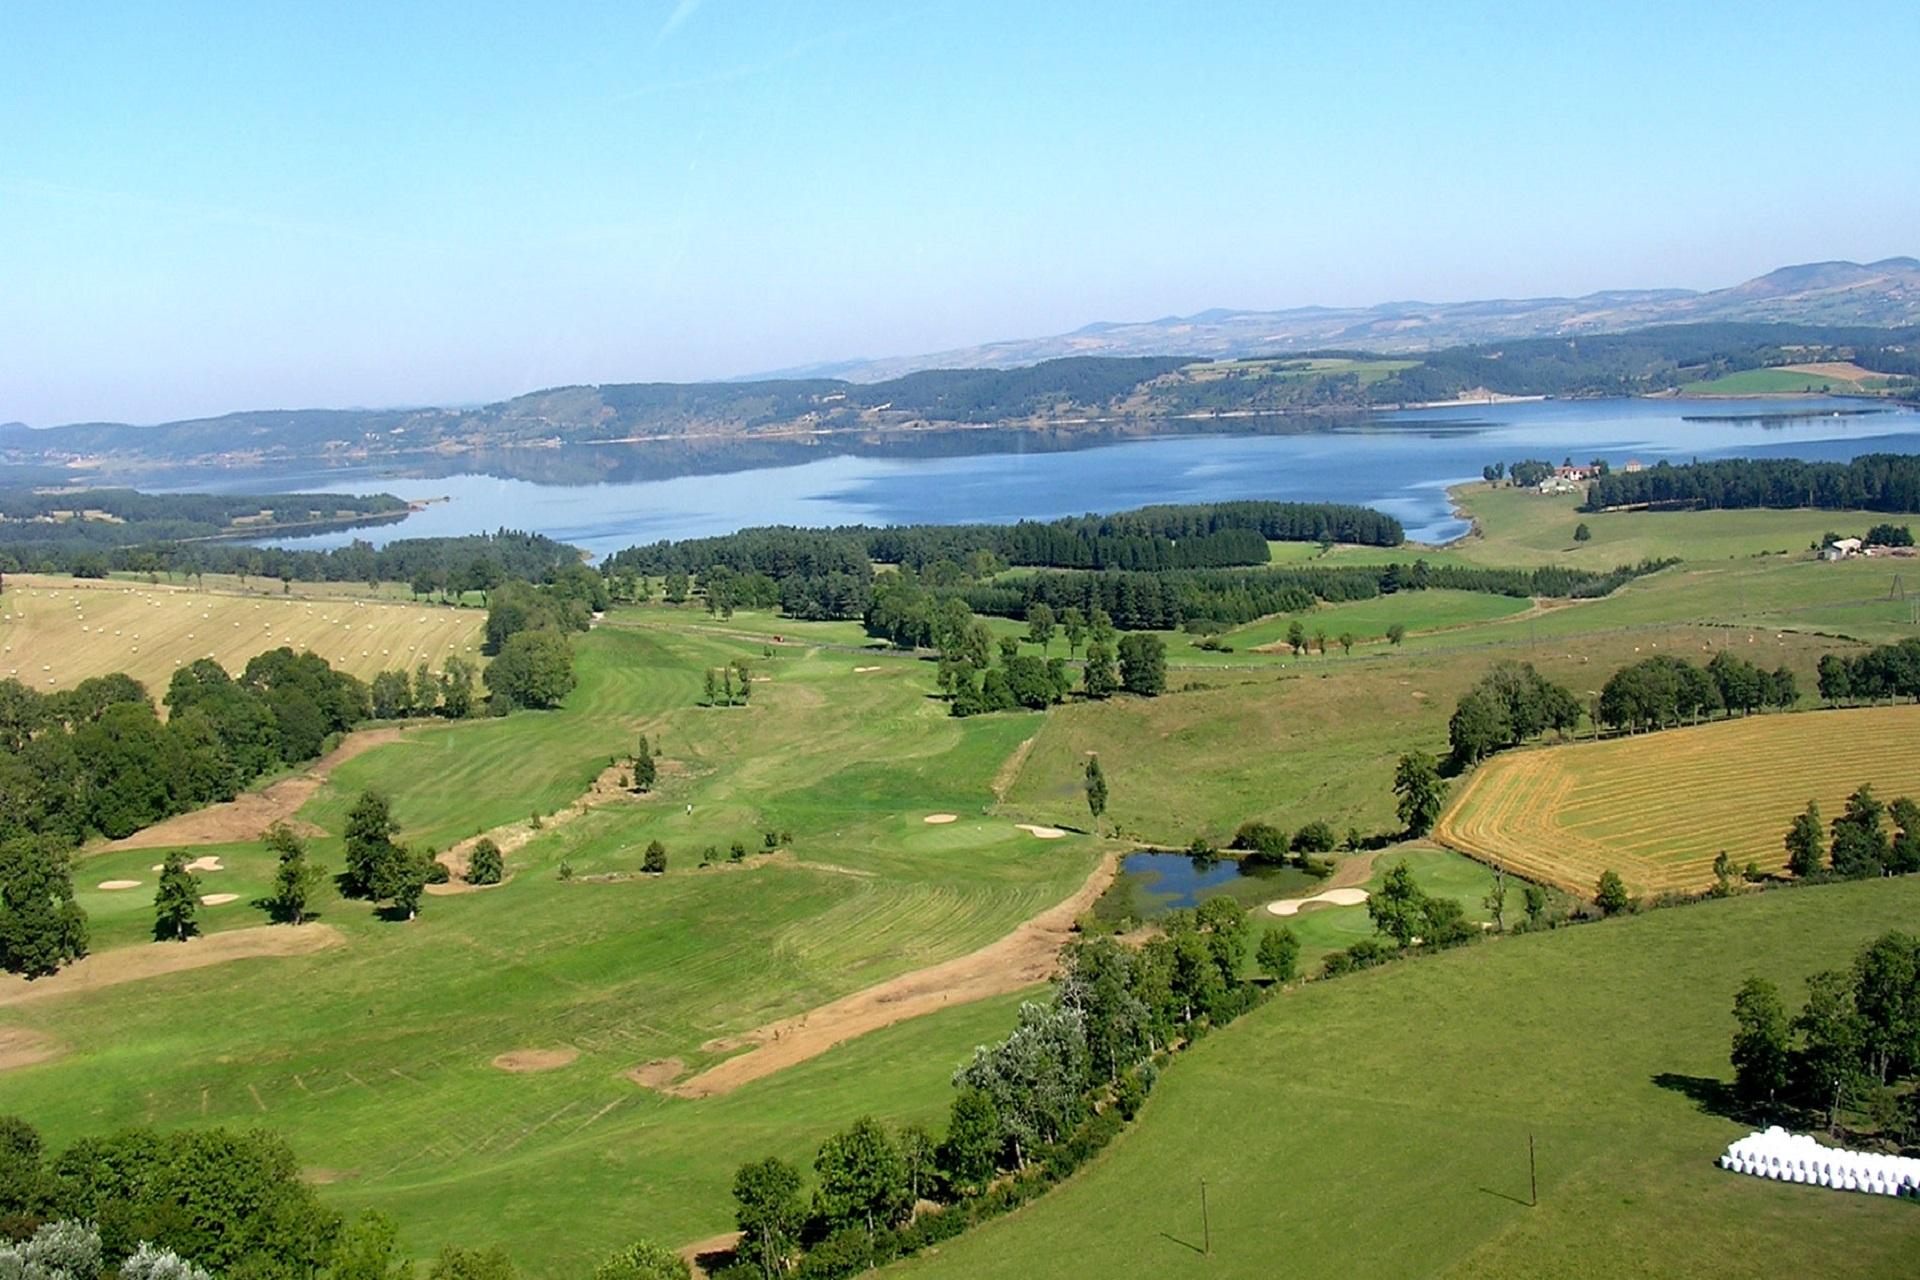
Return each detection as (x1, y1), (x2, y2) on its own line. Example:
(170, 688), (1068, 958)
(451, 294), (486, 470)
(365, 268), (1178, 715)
(898, 876), (1920, 1279)
(1680, 369), (1848, 395)
(1223, 589), (1532, 651)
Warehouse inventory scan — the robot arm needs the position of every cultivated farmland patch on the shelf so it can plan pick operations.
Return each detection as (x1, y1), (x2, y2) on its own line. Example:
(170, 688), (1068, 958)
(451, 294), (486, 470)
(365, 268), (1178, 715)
(1435, 705), (1920, 896)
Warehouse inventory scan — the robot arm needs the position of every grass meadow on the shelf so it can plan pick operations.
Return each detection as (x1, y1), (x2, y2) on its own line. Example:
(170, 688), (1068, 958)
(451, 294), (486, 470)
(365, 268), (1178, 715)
(896, 876), (1920, 1279)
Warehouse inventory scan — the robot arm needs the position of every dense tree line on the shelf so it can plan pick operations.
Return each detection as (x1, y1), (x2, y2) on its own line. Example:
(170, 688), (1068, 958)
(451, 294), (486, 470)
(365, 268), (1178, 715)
(0, 487), (408, 551)
(0, 528), (584, 594)
(964, 558), (1673, 633)
(1447, 662), (1583, 767)
(1816, 638), (1920, 705)
(1781, 786), (1920, 883)
(1597, 652), (1798, 733)
(0, 1117), (671, 1279)
(717, 900), (1265, 1279)
(1584, 454), (1920, 514)
(603, 501), (1408, 623)
(1729, 931), (1920, 1138)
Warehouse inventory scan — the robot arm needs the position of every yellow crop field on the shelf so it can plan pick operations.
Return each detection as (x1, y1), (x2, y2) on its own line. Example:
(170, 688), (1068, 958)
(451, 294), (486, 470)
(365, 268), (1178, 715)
(1435, 705), (1920, 896)
(0, 573), (484, 696)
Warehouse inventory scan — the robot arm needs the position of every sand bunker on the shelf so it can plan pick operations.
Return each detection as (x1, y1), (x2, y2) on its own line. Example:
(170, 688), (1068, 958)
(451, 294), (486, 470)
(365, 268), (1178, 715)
(923, 813), (959, 824)
(97, 879), (141, 891)
(1266, 887), (1370, 917)
(491, 1047), (580, 1073)
(1015, 823), (1067, 839)
(853, 666), (882, 673)
(627, 1057), (686, 1090)
(149, 856), (226, 873)
(199, 893), (240, 906)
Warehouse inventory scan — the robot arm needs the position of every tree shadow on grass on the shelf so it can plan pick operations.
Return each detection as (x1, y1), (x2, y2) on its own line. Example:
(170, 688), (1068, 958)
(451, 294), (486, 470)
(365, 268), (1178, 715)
(1652, 1071), (1802, 1130)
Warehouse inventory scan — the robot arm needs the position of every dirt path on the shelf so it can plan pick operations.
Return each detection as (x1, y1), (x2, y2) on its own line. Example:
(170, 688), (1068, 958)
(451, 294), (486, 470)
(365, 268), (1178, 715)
(90, 728), (407, 853)
(678, 1233), (743, 1279)
(430, 759), (643, 891)
(641, 849), (1122, 1099)
(1326, 849), (1381, 890)
(0, 924), (343, 1008)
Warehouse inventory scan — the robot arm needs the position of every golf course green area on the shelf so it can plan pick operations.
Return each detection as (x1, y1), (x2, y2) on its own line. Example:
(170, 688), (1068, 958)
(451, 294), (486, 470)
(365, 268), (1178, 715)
(8, 613), (1108, 1272)
(896, 876), (1920, 1280)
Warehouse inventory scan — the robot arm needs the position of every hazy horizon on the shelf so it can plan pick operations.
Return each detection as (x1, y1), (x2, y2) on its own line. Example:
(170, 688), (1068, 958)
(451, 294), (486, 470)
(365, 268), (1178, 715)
(5, 0), (1918, 426)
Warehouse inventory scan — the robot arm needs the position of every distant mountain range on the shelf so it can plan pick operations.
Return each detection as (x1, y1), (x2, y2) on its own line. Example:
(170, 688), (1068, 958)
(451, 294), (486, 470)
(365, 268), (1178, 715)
(2, 261), (1917, 484)
(758, 258), (1920, 382)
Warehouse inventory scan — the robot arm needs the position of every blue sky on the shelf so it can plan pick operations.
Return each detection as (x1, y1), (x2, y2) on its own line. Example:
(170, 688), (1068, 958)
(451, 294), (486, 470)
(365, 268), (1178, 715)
(2, 0), (1916, 425)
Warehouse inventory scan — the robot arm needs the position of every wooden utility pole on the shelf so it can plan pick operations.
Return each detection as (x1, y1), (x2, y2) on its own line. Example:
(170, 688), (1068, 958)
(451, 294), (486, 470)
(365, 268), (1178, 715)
(1200, 1177), (1212, 1256)
(1529, 1133), (1538, 1207)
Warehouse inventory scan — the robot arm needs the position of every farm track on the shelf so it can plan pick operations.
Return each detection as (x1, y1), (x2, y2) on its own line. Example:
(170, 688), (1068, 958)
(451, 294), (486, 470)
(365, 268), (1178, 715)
(1435, 705), (1920, 895)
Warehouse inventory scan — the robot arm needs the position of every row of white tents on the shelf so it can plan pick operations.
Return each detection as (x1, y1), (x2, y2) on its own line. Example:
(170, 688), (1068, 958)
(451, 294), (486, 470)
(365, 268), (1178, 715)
(1721, 1127), (1919, 1198)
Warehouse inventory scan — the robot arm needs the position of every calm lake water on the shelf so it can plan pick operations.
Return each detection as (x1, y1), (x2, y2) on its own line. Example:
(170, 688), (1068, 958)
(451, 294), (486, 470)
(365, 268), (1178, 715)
(182, 396), (1920, 560)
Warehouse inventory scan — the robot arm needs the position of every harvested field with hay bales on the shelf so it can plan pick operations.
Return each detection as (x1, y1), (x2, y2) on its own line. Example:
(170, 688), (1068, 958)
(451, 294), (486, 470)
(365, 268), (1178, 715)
(0, 572), (484, 695)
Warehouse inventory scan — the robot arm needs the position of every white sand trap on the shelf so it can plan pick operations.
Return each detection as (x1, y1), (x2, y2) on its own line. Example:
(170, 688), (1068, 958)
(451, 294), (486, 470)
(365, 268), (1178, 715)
(199, 893), (240, 906)
(923, 813), (959, 824)
(1267, 887), (1370, 917)
(186, 856), (224, 873)
(853, 666), (882, 673)
(97, 880), (141, 891)
(1015, 823), (1067, 839)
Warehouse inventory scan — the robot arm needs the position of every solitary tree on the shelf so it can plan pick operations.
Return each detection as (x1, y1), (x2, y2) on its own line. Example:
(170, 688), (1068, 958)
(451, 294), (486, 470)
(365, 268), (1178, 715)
(1730, 976), (1791, 1111)
(1338, 631), (1355, 656)
(1082, 641), (1119, 699)
(343, 791), (402, 898)
(1784, 800), (1824, 878)
(265, 822), (323, 924)
(936, 1088), (1002, 1196)
(1573, 522), (1592, 543)
(1285, 619), (1307, 656)
(643, 840), (668, 875)
(466, 838), (504, 886)
(1255, 926), (1300, 982)
(632, 735), (657, 792)
(0, 840), (89, 978)
(1392, 752), (1444, 837)
(813, 1115), (910, 1236)
(1794, 969), (1865, 1132)
(591, 1240), (689, 1280)
(1483, 861), (1510, 931)
(1059, 606), (1086, 657)
(1594, 869), (1631, 917)
(732, 1156), (804, 1280)
(1368, 860), (1429, 947)
(1025, 602), (1056, 652)
(1116, 634), (1167, 696)
(1084, 755), (1108, 828)
(1386, 622), (1407, 647)
(370, 845), (430, 921)
(153, 853), (201, 942)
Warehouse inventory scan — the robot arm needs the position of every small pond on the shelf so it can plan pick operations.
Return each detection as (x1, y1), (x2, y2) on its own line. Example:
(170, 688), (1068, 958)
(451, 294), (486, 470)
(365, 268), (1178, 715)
(1107, 851), (1317, 919)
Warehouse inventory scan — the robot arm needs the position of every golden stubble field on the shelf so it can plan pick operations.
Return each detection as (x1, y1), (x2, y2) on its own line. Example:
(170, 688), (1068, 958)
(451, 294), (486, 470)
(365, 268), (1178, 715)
(0, 573), (484, 696)
(1435, 704), (1920, 896)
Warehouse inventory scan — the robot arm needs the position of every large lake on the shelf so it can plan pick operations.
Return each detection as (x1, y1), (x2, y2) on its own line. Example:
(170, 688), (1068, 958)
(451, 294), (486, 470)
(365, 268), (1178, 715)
(183, 396), (1920, 560)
